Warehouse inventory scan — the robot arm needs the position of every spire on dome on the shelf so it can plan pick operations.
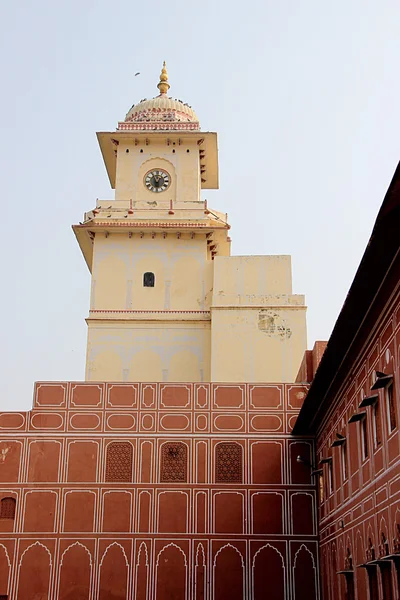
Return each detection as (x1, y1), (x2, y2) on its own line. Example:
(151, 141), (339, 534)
(157, 61), (170, 95)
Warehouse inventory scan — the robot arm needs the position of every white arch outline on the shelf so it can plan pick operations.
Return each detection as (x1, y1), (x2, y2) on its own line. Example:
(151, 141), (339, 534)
(379, 516), (389, 540)
(293, 544), (317, 597)
(0, 542), (11, 568)
(194, 543), (206, 600)
(155, 542), (188, 567)
(18, 540), (52, 568)
(16, 541), (52, 600)
(355, 530), (365, 564)
(251, 543), (286, 600)
(367, 524), (375, 548)
(99, 541), (129, 568)
(213, 543), (245, 567)
(0, 542), (11, 598)
(393, 507), (400, 541)
(98, 541), (129, 599)
(134, 542), (150, 600)
(136, 541), (149, 567)
(213, 544), (245, 600)
(59, 540), (93, 567)
(195, 543), (206, 567)
(252, 542), (285, 569)
(293, 543), (317, 569)
(57, 541), (93, 599)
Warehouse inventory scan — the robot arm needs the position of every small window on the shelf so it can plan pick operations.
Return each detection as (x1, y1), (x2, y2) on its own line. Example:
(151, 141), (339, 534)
(0, 595), (8, 600)
(160, 442), (187, 482)
(215, 442), (243, 483)
(360, 416), (369, 460)
(0, 497), (16, 519)
(328, 461), (333, 494)
(143, 272), (155, 287)
(386, 383), (397, 433)
(105, 442), (133, 482)
(373, 400), (382, 447)
(341, 443), (348, 481)
(318, 473), (324, 503)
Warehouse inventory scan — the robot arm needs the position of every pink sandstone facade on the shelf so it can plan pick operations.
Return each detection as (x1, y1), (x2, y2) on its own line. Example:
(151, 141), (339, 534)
(294, 162), (400, 599)
(0, 382), (319, 599)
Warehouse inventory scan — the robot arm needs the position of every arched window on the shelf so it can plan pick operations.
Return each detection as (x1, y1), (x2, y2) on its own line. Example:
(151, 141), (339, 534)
(0, 497), (16, 519)
(215, 442), (243, 483)
(143, 272), (155, 287)
(160, 442), (187, 482)
(105, 442), (133, 482)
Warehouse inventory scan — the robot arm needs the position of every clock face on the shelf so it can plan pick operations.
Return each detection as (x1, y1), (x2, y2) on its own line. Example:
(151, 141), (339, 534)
(144, 169), (170, 193)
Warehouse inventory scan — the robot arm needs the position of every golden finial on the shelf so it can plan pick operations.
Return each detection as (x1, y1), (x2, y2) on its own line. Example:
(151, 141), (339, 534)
(157, 61), (170, 95)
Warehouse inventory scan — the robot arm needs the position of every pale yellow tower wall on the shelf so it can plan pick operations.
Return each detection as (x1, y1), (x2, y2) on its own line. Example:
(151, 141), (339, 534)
(86, 322), (211, 382)
(86, 230), (213, 382)
(210, 256), (307, 382)
(115, 141), (201, 203)
(91, 233), (214, 311)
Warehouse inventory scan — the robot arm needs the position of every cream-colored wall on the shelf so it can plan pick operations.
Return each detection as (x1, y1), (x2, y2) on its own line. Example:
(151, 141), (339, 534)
(91, 233), (213, 311)
(86, 229), (213, 382)
(86, 322), (211, 382)
(115, 141), (201, 203)
(212, 255), (293, 300)
(210, 256), (307, 382)
(83, 131), (308, 383)
(86, 243), (307, 382)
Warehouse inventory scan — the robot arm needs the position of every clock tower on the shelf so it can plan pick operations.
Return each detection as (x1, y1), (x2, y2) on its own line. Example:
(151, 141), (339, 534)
(74, 63), (307, 383)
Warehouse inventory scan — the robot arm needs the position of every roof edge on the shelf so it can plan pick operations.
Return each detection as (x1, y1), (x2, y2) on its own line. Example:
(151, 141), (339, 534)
(293, 161), (400, 435)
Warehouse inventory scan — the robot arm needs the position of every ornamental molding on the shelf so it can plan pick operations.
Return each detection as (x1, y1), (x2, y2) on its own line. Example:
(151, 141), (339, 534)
(118, 121), (200, 131)
(125, 108), (197, 124)
(89, 309), (210, 314)
(77, 221), (229, 229)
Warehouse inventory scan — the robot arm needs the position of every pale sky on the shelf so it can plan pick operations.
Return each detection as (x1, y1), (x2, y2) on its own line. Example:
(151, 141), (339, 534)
(0, 0), (399, 411)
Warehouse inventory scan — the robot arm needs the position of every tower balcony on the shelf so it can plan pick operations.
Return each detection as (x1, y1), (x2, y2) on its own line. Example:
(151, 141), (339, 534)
(83, 199), (228, 225)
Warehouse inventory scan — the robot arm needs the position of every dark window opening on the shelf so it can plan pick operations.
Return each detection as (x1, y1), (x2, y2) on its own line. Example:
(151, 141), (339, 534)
(143, 272), (155, 287)
(361, 416), (369, 460)
(341, 442), (348, 481)
(344, 573), (355, 600)
(367, 567), (379, 600)
(387, 383), (397, 432)
(380, 562), (393, 600)
(373, 401), (382, 447)
(0, 497), (16, 519)
(328, 461), (333, 494)
(0, 595), (8, 600)
(394, 560), (400, 597)
(318, 473), (324, 503)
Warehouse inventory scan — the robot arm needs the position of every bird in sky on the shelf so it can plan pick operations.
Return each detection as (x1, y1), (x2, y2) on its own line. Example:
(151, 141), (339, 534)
(135, 72), (140, 76)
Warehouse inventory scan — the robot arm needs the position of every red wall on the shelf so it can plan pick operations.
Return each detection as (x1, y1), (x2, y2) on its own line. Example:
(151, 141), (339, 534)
(316, 285), (400, 599)
(0, 382), (318, 599)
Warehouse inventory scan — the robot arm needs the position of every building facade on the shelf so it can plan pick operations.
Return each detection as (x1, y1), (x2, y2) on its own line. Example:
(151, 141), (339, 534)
(294, 163), (400, 599)
(0, 64), (319, 599)
(0, 382), (318, 599)
(74, 62), (307, 385)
